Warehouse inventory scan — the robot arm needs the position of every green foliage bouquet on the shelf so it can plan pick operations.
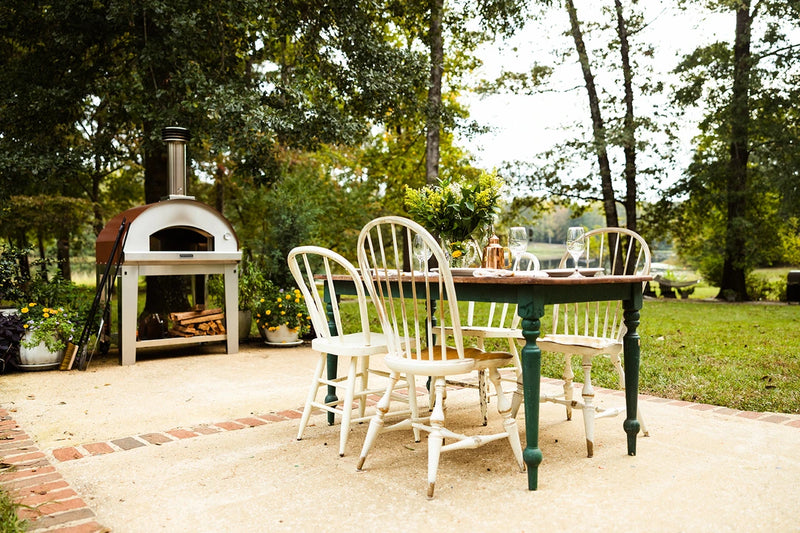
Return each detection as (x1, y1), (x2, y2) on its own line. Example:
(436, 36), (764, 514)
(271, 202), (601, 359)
(19, 302), (76, 352)
(253, 282), (311, 336)
(404, 172), (504, 243)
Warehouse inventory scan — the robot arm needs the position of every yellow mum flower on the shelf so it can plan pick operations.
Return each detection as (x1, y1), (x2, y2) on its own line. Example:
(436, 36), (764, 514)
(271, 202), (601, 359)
(29, 302), (36, 307)
(452, 250), (462, 258)
(21, 307), (29, 314)
(260, 298), (265, 303)
(265, 310), (271, 315)
(43, 313), (50, 318)
(280, 311), (285, 315)
(284, 294), (291, 300)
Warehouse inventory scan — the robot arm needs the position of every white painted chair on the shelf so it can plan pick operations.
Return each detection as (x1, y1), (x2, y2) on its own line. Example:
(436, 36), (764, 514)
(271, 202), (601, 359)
(355, 216), (524, 499)
(448, 251), (541, 425)
(538, 227), (651, 457)
(288, 246), (418, 457)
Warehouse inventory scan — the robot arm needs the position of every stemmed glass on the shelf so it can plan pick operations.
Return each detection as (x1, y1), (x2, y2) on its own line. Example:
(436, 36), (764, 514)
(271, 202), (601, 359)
(508, 226), (528, 268)
(566, 226), (586, 277)
(412, 234), (432, 272)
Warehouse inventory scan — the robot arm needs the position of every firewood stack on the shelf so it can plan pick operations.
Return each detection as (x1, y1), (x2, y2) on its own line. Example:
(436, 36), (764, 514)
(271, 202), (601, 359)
(168, 307), (226, 337)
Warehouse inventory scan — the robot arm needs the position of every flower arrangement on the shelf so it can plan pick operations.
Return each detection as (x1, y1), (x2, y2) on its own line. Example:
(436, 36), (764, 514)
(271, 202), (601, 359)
(19, 302), (76, 352)
(404, 172), (504, 243)
(253, 282), (311, 336)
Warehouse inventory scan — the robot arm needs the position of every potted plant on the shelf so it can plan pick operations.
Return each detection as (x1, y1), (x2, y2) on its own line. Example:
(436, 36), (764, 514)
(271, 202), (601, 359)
(253, 281), (310, 344)
(404, 172), (504, 267)
(0, 312), (25, 373)
(17, 302), (76, 369)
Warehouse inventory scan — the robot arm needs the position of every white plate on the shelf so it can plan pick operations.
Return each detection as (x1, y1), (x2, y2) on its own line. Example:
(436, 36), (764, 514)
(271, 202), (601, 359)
(450, 268), (479, 276)
(544, 268), (604, 278)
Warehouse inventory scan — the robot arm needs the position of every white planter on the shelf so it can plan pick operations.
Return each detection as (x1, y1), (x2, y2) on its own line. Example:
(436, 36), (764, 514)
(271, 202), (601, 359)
(262, 324), (300, 345)
(18, 331), (64, 370)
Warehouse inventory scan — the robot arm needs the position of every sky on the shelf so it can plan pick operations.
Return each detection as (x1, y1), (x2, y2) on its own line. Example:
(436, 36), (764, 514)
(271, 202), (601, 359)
(459, 2), (733, 179)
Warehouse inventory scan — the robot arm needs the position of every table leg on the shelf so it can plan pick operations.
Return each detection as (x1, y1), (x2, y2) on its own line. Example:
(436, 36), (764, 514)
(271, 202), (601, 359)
(622, 298), (642, 455)
(323, 291), (339, 425)
(519, 303), (544, 490)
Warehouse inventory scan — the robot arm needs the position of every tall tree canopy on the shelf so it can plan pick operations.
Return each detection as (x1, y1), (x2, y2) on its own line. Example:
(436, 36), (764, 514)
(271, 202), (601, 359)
(651, 0), (800, 300)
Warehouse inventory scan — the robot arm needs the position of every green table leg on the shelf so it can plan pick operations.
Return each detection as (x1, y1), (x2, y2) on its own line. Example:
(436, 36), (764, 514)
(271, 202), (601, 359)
(324, 294), (338, 425)
(622, 298), (642, 455)
(519, 304), (544, 490)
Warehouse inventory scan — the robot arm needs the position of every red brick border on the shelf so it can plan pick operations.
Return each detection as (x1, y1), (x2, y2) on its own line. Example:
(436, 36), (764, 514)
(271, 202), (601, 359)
(0, 409), (106, 533)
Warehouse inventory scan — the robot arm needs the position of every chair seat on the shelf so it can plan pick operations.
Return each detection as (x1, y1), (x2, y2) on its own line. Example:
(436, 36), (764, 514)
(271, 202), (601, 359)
(385, 346), (512, 377)
(537, 334), (621, 357)
(311, 332), (390, 357)
(459, 325), (523, 339)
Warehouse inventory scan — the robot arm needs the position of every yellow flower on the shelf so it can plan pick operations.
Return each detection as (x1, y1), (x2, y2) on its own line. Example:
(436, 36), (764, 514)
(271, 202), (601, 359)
(280, 311), (285, 315)
(265, 310), (271, 315)
(296, 313), (303, 317)
(284, 294), (291, 300)
(21, 307), (29, 314)
(294, 298), (300, 303)
(452, 250), (462, 258)
(43, 312), (50, 318)
(260, 298), (265, 303)
(29, 302), (36, 307)
(23, 324), (29, 329)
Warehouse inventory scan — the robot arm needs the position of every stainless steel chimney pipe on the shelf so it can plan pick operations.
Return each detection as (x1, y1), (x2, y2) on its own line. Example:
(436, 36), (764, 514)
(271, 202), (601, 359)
(162, 126), (193, 199)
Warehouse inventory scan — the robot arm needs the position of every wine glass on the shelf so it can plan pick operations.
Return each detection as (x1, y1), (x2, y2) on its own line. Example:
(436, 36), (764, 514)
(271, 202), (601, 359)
(412, 234), (432, 272)
(508, 226), (528, 268)
(566, 226), (586, 277)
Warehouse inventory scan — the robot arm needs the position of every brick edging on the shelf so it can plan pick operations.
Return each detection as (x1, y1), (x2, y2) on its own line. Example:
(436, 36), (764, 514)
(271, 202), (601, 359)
(48, 409), (303, 463)
(0, 408), (106, 532)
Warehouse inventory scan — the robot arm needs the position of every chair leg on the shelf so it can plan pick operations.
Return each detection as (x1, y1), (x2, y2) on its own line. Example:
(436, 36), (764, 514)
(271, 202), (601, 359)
(487, 367), (524, 472)
(581, 356), (595, 458)
(508, 338), (524, 418)
(478, 369), (489, 426)
(358, 356), (370, 420)
(426, 376), (446, 499)
(406, 374), (422, 442)
(297, 353), (326, 441)
(338, 356), (358, 457)
(563, 354), (574, 421)
(357, 371), (400, 471)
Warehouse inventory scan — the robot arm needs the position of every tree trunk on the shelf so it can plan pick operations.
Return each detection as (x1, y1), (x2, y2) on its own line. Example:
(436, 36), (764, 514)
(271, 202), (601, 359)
(566, 0), (619, 228)
(56, 236), (71, 281)
(717, 2), (752, 301)
(615, 0), (637, 233)
(425, 0), (444, 186)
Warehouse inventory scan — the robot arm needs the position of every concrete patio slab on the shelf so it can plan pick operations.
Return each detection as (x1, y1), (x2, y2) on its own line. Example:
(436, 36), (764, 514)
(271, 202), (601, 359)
(1, 341), (799, 532)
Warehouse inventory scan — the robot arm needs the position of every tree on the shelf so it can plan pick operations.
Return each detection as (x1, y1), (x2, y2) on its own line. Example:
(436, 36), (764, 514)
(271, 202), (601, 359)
(487, 1), (675, 232)
(665, 0), (800, 300)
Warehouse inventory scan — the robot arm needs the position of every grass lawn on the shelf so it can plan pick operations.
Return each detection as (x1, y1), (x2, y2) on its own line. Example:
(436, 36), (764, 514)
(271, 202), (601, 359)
(539, 299), (800, 414)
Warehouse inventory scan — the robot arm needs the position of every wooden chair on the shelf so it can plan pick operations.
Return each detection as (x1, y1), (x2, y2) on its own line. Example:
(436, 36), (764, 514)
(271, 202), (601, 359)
(355, 216), (524, 498)
(537, 227), (651, 457)
(448, 251), (541, 425)
(288, 246), (418, 457)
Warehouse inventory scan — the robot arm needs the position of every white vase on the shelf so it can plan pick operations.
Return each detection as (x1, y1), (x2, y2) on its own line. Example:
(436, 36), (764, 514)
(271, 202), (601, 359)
(18, 331), (64, 370)
(263, 324), (300, 345)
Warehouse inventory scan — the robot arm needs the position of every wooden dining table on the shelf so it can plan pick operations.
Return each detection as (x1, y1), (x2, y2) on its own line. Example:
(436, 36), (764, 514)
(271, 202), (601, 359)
(323, 270), (651, 491)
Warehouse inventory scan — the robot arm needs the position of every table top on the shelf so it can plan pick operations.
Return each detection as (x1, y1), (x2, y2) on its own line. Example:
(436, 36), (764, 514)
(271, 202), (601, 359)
(331, 271), (651, 286)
